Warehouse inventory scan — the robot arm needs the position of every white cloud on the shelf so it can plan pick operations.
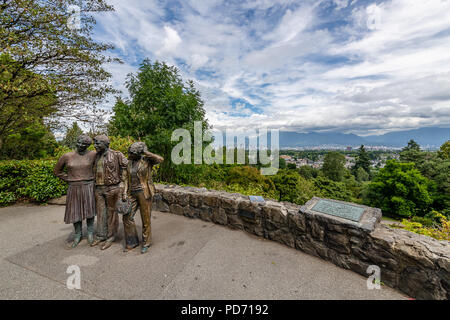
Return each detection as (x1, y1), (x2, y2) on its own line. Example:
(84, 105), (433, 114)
(190, 54), (209, 70)
(157, 26), (182, 56)
(333, 0), (349, 10)
(92, 0), (450, 135)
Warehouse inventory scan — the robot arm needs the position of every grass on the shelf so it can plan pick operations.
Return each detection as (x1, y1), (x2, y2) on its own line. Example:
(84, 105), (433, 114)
(382, 216), (402, 222)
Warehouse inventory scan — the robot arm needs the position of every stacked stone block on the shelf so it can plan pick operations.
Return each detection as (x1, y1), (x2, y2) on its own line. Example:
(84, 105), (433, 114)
(153, 184), (449, 300)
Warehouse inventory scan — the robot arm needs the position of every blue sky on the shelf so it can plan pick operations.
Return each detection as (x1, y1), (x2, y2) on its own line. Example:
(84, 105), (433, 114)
(92, 0), (450, 136)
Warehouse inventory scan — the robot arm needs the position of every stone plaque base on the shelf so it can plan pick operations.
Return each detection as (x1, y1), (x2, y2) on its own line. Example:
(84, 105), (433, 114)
(301, 197), (381, 232)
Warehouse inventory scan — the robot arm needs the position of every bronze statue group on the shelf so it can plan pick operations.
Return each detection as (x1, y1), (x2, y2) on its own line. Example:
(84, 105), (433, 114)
(54, 135), (164, 254)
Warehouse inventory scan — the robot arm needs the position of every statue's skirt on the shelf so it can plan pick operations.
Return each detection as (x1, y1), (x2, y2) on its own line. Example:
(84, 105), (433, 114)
(64, 180), (96, 224)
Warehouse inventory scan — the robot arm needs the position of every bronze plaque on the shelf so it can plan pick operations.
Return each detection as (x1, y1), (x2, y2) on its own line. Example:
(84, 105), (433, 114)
(311, 199), (365, 222)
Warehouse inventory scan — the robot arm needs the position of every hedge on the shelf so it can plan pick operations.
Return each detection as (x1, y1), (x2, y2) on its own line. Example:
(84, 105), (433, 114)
(0, 136), (139, 206)
(0, 160), (67, 206)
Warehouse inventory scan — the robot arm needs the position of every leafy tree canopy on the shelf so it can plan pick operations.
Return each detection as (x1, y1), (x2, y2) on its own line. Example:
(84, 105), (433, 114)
(271, 169), (320, 204)
(108, 59), (208, 181)
(352, 145), (371, 175)
(0, 119), (58, 159)
(438, 140), (450, 160)
(298, 165), (319, 179)
(62, 122), (84, 149)
(363, 160), (433, 218)
(313, 176), (352, 202)
(403, 139), (421, 151)
(287, 162), (297, 170)
(397, 140), (449, 215)
(0, 0), (119, 129)
(322, 151), (346, 182)
(0, 54), (56, 149)
(400, 139), (426, 164)
(356, 167), (369, 182)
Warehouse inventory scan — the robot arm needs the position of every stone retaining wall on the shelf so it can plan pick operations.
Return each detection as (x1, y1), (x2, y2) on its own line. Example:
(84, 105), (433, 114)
(153, 184), (450, 300)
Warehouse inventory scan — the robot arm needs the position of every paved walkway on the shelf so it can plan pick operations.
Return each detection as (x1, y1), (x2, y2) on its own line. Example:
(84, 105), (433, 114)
(0, 204), (408, 300)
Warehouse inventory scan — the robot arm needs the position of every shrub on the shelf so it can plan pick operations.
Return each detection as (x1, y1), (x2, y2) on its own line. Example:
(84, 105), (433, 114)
(391, 212), (450, 241)
(271, 170), (322, 205)
(0, 120), (59, 160)
(108, 136), (136, 157)
(226, 166), (276, 193)
(0, 160), (67, 205)
(322, 151), (346, 182)
(312, 176), (352, 202)
(411, 216), (434, 227)
(425, 210), (447, 224)
(0, 191), (17, 206)
(298, 165), (319, 179)
(363, 160), (432, 219)
(166, 163), (228, 186)
(54, 135), (136, 159)
(53, 145), (72, 159)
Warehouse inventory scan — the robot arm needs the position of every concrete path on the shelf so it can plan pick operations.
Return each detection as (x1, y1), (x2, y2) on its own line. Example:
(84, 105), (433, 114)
(0, 204), (408, 300)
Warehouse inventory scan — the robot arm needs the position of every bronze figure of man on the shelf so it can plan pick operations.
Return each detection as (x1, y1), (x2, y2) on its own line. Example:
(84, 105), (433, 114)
(53, 134), (97, 248)
(122, 142), (163, 254)
(91, 135), (128, 250)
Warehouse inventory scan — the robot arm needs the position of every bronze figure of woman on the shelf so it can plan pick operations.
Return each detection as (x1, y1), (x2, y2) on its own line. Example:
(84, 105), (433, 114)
(122, 142), (163, 254)
(54, 134), (97, 248)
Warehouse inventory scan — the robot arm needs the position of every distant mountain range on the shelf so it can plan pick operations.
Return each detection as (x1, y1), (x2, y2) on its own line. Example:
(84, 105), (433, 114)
(279, 127), (450, 149)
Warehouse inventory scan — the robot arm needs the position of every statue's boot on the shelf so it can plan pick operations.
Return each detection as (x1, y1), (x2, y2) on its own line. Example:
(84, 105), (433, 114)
(101, 237), (114, 250)
(123, 243), (139, 252)
(71, 222), (82, 248)
(101, 241), (113, 250)
(86, 218), (94, 245)
(90, 238), (104, 247)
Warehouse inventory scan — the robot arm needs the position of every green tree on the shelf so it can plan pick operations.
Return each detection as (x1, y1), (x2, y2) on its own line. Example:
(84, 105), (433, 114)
(226, 166), (275, 193)
(298, 165), (319, 179)
(0, 54), (57, 150)
(343, 171), (364, 202)
(352, 145), (371, 175)
(322, 151), (346, 182)
(438, 140), (450, 160)
(279, 157), (287, 169)
(417, 152), (450, 216)
(356, 167), (369, 182)
(287, 162), (297, 170)
(108, 59), (208, 181)
(62, 122), (83, 149)
(313, 176), (352, 202)
(400, 139), (425, 164)
(271, 170), (320, 204)
(0, 119), (58, 159)
(0, 0), (119, 130)
(397, 140), (449, 215)
(404, 139), (421, 151)
(363, 160), (432, 218)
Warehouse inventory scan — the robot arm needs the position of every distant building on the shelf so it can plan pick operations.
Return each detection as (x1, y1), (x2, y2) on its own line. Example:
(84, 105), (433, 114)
(344, 156), (355, 169)
(346, 146), (352, 151)
(297, 158), (308, 167)
(280, 155), (293, 161)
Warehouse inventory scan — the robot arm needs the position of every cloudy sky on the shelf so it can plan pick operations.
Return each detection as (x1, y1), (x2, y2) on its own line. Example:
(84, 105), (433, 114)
(92, 0), (450, 136)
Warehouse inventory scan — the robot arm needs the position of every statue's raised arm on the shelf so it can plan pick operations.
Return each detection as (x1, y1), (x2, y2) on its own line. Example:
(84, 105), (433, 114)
(121, 142), (163, 254)
(143, 150), (164, 165)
